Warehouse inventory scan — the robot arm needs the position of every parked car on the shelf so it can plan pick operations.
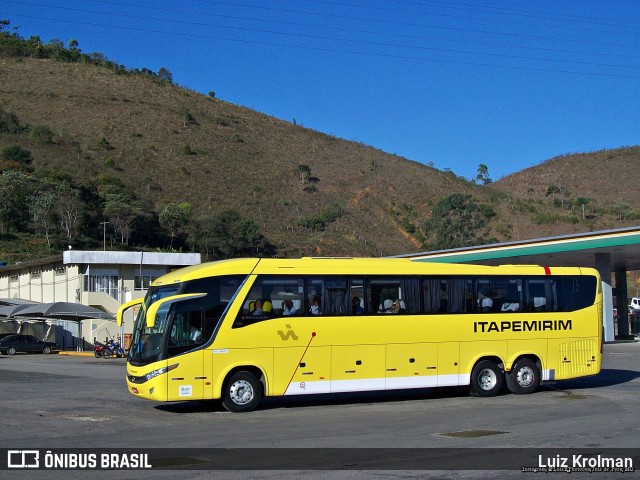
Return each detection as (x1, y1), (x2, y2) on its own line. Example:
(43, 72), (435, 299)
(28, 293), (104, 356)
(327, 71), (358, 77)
(0, 334), (58, 355)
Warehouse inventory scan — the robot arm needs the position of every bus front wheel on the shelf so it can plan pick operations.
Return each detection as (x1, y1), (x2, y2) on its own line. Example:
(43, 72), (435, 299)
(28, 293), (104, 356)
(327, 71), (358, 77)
(506, 358), (540, 395)
(222, 371), (262, 413)
(470, 360), (503, 397)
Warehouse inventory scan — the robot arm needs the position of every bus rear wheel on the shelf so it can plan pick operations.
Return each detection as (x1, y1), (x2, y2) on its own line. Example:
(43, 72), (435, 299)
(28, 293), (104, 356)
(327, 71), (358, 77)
(222, 371), (262, 413)
(506, 358), (540, 394)
(470, 360), (503, 397)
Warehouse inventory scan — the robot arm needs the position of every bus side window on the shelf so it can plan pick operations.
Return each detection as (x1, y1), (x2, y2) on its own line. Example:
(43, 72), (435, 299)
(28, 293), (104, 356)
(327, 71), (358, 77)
(526, 278), (558, 312)
(367, 277), (401, 314)
(500, 281), (522, 312)
(447, 278), (472, 313)
(558, 276), (596, 311)
(233, 276), (274, 327)
(423, 278), (441, 314)
(268, 277), (304, 318)
(527, 280), (548, 311)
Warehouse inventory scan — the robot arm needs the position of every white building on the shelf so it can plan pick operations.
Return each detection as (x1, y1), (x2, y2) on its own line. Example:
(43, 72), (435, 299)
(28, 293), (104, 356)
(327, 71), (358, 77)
(0, 250), (201, 349)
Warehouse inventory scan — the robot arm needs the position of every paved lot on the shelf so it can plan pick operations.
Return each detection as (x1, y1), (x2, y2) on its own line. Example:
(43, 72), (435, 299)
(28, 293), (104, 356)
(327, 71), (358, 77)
(1, 342), (639, 479)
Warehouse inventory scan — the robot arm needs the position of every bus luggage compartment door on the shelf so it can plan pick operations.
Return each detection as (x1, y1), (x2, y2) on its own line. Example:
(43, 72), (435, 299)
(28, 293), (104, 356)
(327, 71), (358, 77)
(276, 346), (331, 396)
(385, 343), (438, 390)
(330, 345), (385, 393)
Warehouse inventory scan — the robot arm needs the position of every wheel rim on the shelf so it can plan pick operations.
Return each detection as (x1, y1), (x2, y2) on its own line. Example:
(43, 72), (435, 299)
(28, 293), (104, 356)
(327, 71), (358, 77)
(516, 366), (535, 387)
(43, 347), (50, 354)
(478, 368), (497, 391)
(8, 347), (15, 355)
(229, 379), (254, 405)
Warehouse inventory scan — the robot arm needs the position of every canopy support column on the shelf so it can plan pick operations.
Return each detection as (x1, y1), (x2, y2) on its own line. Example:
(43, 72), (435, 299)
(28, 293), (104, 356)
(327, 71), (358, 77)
(595, 253), (615, 342)
(615, 267), (630, 338)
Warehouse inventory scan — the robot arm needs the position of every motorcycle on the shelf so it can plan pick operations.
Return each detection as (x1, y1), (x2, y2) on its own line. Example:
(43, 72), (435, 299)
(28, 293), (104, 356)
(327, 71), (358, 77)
(93, 343), (104, 358)
(102, 339), (125, 358)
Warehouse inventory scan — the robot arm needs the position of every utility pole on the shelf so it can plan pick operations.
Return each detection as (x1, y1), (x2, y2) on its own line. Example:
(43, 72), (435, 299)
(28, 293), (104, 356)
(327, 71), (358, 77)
(100, 222), (108, 250)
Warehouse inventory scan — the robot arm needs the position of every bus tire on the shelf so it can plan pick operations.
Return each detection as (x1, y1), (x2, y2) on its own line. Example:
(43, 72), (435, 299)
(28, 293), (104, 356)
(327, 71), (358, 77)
(222, 371), (262, 413)
(506, 358), (540, 395)
(470, 360), (503, 397)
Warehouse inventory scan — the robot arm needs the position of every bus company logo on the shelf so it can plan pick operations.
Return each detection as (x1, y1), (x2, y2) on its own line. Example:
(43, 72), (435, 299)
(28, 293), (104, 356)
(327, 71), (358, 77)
(474, 319), (572, 333)
(8, 450), (40, 468)
(277, 324), (298, 341)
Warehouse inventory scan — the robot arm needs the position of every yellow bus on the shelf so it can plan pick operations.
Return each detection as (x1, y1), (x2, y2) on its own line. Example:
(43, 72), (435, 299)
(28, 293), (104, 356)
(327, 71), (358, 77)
(117, 258), (602, 412)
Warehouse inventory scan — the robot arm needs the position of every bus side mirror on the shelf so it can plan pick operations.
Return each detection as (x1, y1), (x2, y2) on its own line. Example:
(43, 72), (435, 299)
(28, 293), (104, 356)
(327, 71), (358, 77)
(144, 293), (207, 328)
(117, 298), (143, 327)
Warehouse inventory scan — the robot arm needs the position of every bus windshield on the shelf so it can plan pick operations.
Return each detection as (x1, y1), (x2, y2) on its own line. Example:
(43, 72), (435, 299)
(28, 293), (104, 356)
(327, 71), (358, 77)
(128, 285), (182, 365)
(128, 275), (246, 366)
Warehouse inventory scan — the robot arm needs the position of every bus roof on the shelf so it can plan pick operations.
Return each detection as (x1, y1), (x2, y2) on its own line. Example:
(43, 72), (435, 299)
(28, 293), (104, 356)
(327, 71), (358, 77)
(152, 257), (595, 286)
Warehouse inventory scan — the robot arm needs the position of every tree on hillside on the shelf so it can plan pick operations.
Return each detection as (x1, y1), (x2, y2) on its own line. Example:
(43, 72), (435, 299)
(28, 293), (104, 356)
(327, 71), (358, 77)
(424, 194), (493, 250)
(157, 67), (173, 84)
(189, 210), (275, 260)
(297, 164), (311, 184)
(475, 163), (492, 185)
(104, 193), (144, 245)
(159, 202), (191, 249)
(94, 173), (124, 198)
(546, 185), (570, 208)
(572, 197), (590, 220)
(56, 185), (82, 246)
(29, 189), (58, 248)
(0, 170), (34, 232)
(612, 202), (632, 222)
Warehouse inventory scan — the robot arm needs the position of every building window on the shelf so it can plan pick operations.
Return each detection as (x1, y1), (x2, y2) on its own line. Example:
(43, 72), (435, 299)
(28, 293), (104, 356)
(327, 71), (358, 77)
(84, 274), (119, 299)
(134, 275), (158, 291)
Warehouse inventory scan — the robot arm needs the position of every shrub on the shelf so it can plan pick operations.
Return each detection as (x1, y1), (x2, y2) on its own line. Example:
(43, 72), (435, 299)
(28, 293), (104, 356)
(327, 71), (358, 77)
(1, 145), (33, 165)
(0, 108), (24, 133)
(28, 125), (55, 144)
(181, 144), (195, 155)
(97, 137), (113, 150)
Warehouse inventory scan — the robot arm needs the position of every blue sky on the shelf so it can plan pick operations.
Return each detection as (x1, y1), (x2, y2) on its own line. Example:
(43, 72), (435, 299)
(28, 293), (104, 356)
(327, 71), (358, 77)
(2, 0), (639, 180)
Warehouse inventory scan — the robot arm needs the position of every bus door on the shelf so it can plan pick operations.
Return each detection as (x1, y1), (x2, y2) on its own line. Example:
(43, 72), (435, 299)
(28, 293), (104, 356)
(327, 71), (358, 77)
(165, 304), (207, 401)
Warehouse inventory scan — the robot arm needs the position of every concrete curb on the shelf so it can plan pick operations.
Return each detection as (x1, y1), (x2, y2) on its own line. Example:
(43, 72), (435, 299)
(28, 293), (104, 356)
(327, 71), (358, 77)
(57, 351), (95, 357)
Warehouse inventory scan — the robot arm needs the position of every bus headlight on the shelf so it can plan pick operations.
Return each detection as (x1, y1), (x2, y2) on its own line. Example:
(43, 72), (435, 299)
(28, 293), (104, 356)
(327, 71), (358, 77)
(145, 363), (179, 381)
(128, 363), (179, 384)
(145, 367), (168, 381)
